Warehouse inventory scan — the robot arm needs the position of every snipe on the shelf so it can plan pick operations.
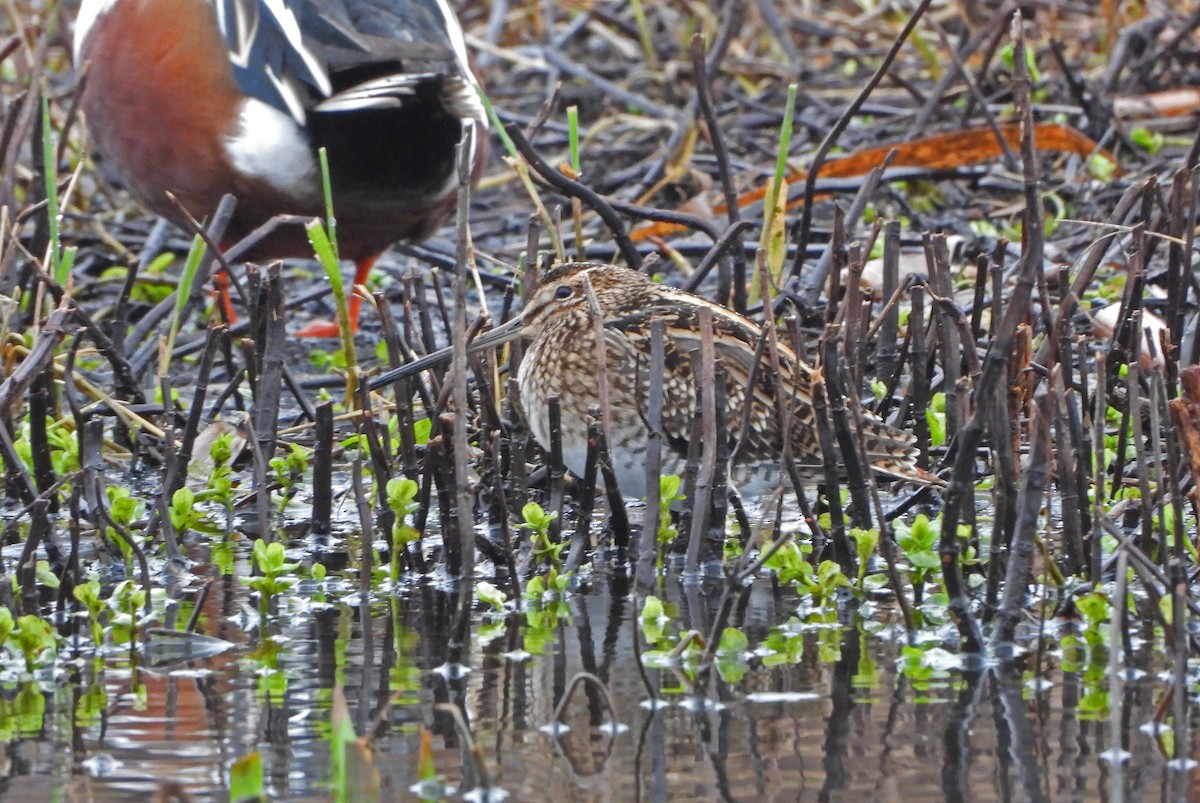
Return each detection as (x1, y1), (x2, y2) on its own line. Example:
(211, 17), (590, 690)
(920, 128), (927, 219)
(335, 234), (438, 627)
(378, 261), (936, 499)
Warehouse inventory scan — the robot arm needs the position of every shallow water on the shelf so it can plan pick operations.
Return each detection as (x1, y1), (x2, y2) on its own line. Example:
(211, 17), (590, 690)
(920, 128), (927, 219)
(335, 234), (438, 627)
(1, 542), (1190, 803)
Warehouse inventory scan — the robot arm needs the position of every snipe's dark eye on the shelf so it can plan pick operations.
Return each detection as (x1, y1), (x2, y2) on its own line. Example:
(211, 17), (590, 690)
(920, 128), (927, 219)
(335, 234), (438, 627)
(554, 285), (573, 299)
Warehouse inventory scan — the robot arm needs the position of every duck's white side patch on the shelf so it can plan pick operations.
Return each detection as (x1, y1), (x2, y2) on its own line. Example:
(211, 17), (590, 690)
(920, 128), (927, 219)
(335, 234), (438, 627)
(73, 0), (120, 61)
(223, 98), (317, 200)
(443, 75), (487, 127)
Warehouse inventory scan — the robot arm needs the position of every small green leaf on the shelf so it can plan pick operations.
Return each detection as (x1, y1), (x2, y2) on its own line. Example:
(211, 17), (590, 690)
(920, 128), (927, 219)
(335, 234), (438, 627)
(230, 751), (264, 802)
(1087, 153), (1117, 182)
(476, 581), (508, 611)
(34, 561), (59, 590)
(640, 595), (667, 643)
(1130, 126), (1163, 155)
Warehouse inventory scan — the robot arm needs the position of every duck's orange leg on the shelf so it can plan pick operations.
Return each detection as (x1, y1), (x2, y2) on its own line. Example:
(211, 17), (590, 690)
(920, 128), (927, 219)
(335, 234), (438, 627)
(213, 268), (238, 324)
(294, 255), (376, 338)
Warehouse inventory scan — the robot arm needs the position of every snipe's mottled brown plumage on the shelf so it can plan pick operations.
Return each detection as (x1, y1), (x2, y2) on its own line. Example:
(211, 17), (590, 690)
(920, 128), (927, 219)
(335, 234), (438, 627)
(463, 261), (935, 499)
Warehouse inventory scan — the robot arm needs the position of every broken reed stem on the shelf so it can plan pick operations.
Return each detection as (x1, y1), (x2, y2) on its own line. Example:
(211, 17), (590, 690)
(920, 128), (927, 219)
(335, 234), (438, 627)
(908, 284), (932, 466)
(991, 388), (1053, 647)
(810, 362), (848, 571)
(842, 241), (866, 391)
(707, 366), (730, 556)
(410, 272), (439, 357)
(676, 426), (704, 549)
(351, 449), (373, 600)
(377, 294), (420, 475)
(969, 252), (989, 340)
(1157, 374), (1187, 570)
(684, 306), (718, 575)
(357, 383), (392, 512)
(428, 425), (459, 574)
(595, 421), (631, 552)
(729, 250), (774, 472)
(504, 378), (530, 519)
(1170, 557), (1190, 765)
(311, 401), (333, 538)
(583, 273), (614, 480)
(566, 412), (602, 573)
(1089, 350), (1107, 582)
(154, 373), (183, 563)
(1181, 166), (1200, 364)
(1145, 372), (1171, 567)
(861, 420), (915, 639)
(784, 317), (826, 546)
(487, 432), (516, 596)
(28, 371), (55, 506)
(1051, 368), (1086, 576)
(468, 350), (503, 435)
(18, 500), (48, 614)
(452, 127), (476, 587)
(428, 270), (454, 349)
(823, 205), (845, 327)
(249, 262), (286, 460)
(1130, 368), (1156, 561)
(821, 331), (867, 564)
(926, 233), (960, 438)
(240, 414), (272, 545)
(876, 220), (902, 384)
(546, 398), (565, 544)
(825, 335), (871, 527)
(410, 445), (436, 577)
(637, 318), (666, 591)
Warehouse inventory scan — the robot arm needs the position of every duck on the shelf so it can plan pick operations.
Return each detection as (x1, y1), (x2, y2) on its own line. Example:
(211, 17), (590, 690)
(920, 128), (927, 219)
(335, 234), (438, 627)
(73, 0), (489, 336)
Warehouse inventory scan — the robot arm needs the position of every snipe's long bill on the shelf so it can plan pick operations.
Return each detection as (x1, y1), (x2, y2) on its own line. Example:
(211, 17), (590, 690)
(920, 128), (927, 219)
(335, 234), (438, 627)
(374, 261), (939, 499)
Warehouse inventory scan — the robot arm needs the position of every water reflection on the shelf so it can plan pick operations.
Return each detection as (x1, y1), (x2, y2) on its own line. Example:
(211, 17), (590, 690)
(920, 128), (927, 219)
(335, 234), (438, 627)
(11, 563), (1189, 801)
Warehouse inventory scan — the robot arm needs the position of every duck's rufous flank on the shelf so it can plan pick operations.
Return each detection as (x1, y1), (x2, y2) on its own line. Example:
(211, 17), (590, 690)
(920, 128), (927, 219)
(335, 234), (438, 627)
(73, 0), (488, 337)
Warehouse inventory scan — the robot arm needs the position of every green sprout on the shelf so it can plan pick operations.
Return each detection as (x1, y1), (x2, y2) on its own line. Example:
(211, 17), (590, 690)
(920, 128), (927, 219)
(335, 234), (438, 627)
(169, 487), (218, 539)
(385, 477), (421, 583)
(475, 581), (508, 613)
(13, 614), (56, 673)
(110, 580), (147, 645)
(519, 502), (563, 569)
(655, 474), (686, 577)
(245, 540), (301, 620)
(793, 559), (851, 608)
(849, 527), (880, 587)
(522, 568), (571, 654)
(924, 392), (947, 448)
(270, 442), (310, 514)
(896, 513), (940, 600)
(196, 433), (236, 529)
(105, 486), (145, 572)
(73, 579), (107, 648)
